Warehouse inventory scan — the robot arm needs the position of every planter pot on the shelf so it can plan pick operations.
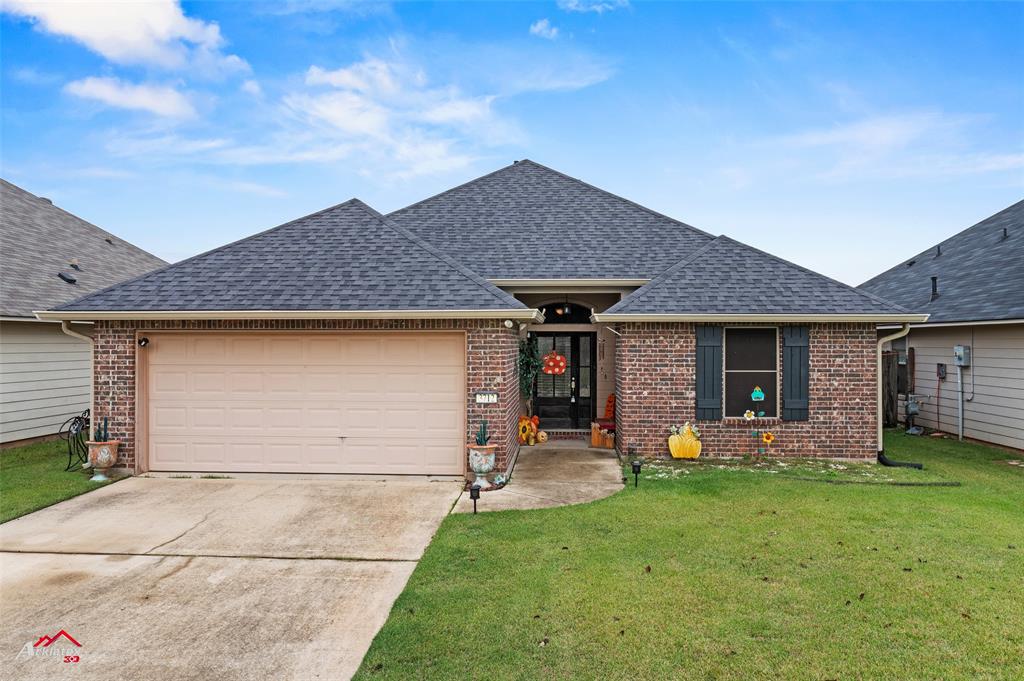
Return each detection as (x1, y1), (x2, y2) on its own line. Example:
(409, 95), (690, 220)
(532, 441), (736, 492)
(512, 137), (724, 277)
(86, 440), (120, 481)
(467, 444), (497, 489)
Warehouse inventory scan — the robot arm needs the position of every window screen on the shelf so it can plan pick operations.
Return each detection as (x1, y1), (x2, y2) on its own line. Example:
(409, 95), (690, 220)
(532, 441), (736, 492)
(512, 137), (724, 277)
(724, 328), (778, 417)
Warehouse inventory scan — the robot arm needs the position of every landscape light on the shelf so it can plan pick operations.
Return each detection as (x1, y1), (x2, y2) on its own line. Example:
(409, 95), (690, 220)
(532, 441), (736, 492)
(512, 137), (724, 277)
(469, 485), (480, 514)
(631, 460), (642, 487)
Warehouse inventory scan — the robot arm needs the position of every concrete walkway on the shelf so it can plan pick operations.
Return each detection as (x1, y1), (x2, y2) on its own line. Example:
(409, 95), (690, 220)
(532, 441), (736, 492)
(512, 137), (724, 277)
(453, 442), (623, 513)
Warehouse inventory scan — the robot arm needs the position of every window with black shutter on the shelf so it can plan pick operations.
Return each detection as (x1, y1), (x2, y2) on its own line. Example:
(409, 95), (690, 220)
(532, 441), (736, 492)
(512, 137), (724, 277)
(695, 326), (722, 420)
(724, 328), (778, 418)
(782, 326), (810, 421)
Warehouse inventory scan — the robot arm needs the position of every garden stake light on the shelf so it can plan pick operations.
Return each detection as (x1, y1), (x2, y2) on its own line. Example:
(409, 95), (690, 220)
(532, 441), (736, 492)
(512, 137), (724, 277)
(469, 485), (480, 514)
(631, 459), (642, 487)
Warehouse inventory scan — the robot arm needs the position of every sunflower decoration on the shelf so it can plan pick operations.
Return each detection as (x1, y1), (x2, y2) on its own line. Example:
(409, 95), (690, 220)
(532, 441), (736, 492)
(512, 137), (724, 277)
(743, 409), (756, 421)
(762, 432), (775, 446)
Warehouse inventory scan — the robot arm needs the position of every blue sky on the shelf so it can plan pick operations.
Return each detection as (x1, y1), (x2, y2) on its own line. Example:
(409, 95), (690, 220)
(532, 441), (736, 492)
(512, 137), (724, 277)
(2, 1), (1021, 285)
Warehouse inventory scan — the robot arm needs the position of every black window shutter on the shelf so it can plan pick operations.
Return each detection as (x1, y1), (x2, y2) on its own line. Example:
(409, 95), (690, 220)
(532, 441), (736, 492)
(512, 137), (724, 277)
(695, 326), (723, 420)
(782, 326), (810, 421)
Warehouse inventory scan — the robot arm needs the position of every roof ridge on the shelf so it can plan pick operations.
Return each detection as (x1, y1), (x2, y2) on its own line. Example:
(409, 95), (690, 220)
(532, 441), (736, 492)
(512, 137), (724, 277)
(714, 235), (911, 313)
(608, 237), (724, 312)
(53, 198), (367, 311)
(385, 161), (527, 218)
(345, 200), (526, 309)
(1, 178), (166, 267)
(858, 198), (1024, 289)
(514, 159), (717, 241)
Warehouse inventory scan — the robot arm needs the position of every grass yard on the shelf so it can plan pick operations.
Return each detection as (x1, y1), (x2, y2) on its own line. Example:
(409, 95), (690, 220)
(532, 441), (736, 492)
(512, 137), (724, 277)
(355, 432), (1024, 680)
(0, 439), (117, 523)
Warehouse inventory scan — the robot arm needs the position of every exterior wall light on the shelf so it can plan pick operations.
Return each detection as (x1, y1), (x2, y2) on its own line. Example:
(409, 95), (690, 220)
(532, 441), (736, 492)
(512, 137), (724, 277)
(138, 337), (150, 347)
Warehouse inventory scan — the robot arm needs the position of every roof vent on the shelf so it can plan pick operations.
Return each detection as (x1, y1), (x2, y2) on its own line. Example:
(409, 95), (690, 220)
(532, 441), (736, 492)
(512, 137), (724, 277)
(58, 271), (77, 284)
(935, 244), (941, 257)
(39, 197), (52, 205)
(1002, 227), (1009, 241)
(69, 258), (81, 271)
(906, 259), (916, 267)
(104, 237), (114, 245)
(930, 276), (939, 301)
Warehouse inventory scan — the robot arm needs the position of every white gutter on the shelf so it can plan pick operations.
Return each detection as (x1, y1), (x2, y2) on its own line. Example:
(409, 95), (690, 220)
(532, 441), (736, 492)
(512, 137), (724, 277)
(876, 323), (911, 454)
(35, 308), (545, 323)
(59, 321), (94, 426)
(592, 313), (930, 323)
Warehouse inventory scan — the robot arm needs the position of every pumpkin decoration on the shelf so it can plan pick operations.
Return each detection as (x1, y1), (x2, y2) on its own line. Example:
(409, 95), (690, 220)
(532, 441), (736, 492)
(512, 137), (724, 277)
(536, 430), (548, 444)
(542, 351), (567, 375)
(668, 422), (702, 459)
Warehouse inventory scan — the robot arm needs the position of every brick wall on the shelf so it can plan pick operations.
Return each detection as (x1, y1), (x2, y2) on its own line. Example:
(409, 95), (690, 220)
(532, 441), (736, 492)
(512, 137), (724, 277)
(615, 322), (877, 459)
(91, 319), (520, 474)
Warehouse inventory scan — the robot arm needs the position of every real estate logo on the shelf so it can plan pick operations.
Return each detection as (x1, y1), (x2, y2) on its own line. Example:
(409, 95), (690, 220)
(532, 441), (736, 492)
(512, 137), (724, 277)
(15, 629), (82, 663)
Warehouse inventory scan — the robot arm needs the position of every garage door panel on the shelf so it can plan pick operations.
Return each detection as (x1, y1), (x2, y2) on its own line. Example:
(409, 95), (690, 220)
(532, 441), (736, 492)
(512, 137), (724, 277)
(146, 332), (464, 474)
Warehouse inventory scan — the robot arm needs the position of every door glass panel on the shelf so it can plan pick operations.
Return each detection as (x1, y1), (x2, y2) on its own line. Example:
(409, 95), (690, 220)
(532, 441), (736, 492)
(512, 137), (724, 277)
(579, 336), (591, 367)
(537, 336), (553, 354)
(553, 373), (570, 397)
(579, 368), (591, 397)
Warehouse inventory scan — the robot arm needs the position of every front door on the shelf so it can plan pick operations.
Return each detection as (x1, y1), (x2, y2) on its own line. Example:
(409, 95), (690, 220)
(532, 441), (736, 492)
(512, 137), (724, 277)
(533, 333), (596, 429)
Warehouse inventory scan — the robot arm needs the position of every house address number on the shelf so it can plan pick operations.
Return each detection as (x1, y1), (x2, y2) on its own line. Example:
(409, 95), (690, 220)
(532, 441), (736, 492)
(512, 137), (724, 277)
(474, 391), (499, 404)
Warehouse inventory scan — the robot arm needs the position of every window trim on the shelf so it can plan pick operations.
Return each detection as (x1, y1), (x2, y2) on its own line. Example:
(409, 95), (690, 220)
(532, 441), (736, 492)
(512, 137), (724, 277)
(722, 326), (780, 419)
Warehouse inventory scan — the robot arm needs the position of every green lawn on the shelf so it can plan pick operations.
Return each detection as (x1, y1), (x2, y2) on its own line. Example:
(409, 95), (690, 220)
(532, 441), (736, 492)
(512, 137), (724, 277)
(355, 432), (1024, 680)
(0, 439), (117, 523)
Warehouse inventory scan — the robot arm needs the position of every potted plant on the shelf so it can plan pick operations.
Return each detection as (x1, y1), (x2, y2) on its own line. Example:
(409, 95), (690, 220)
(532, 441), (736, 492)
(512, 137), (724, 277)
(86, 416), (120, 482)
(468, 420), (497, 489)
(668, 422), (701, 459)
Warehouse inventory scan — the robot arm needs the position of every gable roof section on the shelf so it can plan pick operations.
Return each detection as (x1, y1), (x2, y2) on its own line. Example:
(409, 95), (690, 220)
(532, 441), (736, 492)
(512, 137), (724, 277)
(596, 236), (924, 322)
(858, 200), (1024, 324)
(387, 159), (715, 279)
(0, 179), (166, 318)
(44, 199), (535, 320)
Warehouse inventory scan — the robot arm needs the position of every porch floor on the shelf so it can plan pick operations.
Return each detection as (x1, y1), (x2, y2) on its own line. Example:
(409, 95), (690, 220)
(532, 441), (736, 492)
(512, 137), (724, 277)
(451, 444), (623, 513)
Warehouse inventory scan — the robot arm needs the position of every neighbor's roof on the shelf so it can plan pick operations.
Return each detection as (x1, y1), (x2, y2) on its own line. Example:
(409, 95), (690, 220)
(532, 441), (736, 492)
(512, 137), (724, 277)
(858, 200), (1024, 324)
(595, 236), (920, 322)
(388, 159), (715, 279)
(0, 179), (166, 318)
(47, 199), (534, 319)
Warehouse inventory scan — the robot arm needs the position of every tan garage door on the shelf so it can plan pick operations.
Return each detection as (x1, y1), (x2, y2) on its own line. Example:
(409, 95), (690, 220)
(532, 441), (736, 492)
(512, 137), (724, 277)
(146, 332), (465, 474)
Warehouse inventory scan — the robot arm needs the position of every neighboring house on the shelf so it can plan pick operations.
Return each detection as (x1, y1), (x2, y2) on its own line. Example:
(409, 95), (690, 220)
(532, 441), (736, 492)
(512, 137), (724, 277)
(0, 179), (166, 445)
(859, 200), (1024, 450)
(36, 161), (925, 476)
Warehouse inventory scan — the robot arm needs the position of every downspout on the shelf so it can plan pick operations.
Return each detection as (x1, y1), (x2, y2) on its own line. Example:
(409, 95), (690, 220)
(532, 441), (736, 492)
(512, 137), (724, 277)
(876, 323), (922, 469)
(59, 321), (94, 429)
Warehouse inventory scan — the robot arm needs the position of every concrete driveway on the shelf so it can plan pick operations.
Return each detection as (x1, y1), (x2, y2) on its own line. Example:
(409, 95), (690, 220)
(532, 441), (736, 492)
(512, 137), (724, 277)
(0, 476), (461, 681)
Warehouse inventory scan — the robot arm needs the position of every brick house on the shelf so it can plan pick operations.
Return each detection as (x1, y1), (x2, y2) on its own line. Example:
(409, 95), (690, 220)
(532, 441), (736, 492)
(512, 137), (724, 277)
(37, 161), (926, 476)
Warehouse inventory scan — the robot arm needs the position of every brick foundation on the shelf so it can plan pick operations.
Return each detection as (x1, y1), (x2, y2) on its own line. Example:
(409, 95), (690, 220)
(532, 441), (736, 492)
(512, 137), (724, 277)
(615, 322), (877, 459)
(91, 319), (520, 474)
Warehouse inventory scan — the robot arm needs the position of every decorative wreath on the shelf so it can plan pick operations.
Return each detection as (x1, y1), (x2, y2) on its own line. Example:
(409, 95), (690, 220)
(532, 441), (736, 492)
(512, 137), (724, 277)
(542, 351), (567, 375)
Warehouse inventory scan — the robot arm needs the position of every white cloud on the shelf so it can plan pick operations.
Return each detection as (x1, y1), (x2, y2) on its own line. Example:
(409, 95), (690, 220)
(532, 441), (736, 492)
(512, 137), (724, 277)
(529, 19), (559, 40)
(2, 0), (247, 75)
(241, 79), (263, 96)
(305, 59), (400, 94)
(557, 0), (629, 14)
(65, 77), (196, 118)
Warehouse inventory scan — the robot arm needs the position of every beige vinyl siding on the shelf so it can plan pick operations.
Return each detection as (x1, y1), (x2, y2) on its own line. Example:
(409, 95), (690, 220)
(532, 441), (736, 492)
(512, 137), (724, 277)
(0, 320), (90, 443)
(900, 323), (1024, 450)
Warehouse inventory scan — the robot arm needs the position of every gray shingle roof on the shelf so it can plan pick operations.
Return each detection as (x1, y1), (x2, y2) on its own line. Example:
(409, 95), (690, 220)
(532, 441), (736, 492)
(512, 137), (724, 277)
(54, 199), (526, 313)
(858, 200), (1024, 323)
(388, 159), (715, 279)
(0, 179), (166, 317)
(602, 236), (912, 317)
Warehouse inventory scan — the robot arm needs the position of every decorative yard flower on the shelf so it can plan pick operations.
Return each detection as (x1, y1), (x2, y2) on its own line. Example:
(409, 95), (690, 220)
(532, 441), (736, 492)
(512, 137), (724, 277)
(762, 432), (775, 445)
(743, 410), (755, 421)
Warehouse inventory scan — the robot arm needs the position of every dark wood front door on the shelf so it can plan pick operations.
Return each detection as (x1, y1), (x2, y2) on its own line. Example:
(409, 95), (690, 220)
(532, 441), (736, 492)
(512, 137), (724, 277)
(534, 332), (597, 429)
